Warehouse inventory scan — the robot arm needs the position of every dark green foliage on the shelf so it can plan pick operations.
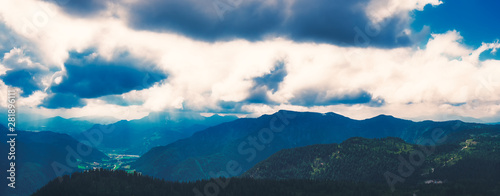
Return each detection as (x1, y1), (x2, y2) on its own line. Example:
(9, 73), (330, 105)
(30, 169), (411, 196)
(33, 168), (500, 196)
(242, 135), (500, 195)
(243, 137), (414, 183)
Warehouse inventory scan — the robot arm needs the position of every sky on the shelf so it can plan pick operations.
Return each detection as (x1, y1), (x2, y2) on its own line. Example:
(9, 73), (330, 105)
(0, 0), (499, 122)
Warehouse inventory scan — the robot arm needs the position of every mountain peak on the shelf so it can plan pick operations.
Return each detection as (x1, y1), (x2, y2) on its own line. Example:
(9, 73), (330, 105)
(45, 116), (68, 121)
(367, 114), (399, 121)
(276, 109), (300, 114)
(275, 110), (348, 118)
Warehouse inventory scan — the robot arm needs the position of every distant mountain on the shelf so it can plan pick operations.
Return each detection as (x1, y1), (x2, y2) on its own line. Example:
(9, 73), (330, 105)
(76, 112), (237, 155)
(132, 110), (499, 182)
(0, 127), (108, 196)
(2, 111), (237, 155)
(0, 111), (47, 128)
(0, 111), (116, 136)
(243, 135), (500, 186)
(15, 116), (95, 135)
(70, 116), (120, 125)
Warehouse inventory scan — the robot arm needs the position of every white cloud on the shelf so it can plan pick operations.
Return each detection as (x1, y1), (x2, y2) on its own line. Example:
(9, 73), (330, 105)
(2, 47), (47, 70)
(366, 0), (443, 23)
(0, 0), (499, 122)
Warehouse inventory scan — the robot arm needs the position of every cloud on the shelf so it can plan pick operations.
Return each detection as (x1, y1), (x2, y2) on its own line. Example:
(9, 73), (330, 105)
(253, 61), (287, 93)
(126, 0), (289, 41)
(41, 0), (108, 16)
(39, 93), (85, 109)
(1, 0), (500, 122)
(366, 0), (443, 23)
(244, 86), (273, 104)
(215, 101), (246, 114)
(289, 89), (383, 106)
(0, 69), (43, 97)
(47, 0), (441, 47)
(244, 61), (287, 104)
(100, 95), (143, 106)
(50, 51), (167, 99)
(0, 48), (52, 97)
(280, 0), (414, 47)
(0, 24), (22, 55)
(2, 48), (47, 70)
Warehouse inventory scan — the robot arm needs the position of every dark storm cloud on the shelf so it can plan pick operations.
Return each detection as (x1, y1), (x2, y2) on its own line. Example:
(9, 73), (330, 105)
(0, 69), (43, 97)
(42, 0), (108, 16)
(245, 61), (287, 104)
(253, 61), (287, 93)
(212, 61), (287, 111)
(46, 0), (416, 47)
(46, 51), (166, 105)
(290, 89), (385, 107)
(127, 0), (287, 41)
(218, 100), (244, 112)
(39, 93), (86, 109)
(39, 50), (166, 109)
(213, 100), (252, 114)
(245, 86), (271, 104)
(0, 25), (49, 97)
(125, 0), (412, 47)
(284, 0), (412, 46)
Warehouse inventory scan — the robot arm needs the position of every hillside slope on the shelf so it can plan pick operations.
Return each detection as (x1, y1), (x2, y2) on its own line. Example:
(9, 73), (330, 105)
(243, 134), (500, 189)
(0, 127), (108, 196)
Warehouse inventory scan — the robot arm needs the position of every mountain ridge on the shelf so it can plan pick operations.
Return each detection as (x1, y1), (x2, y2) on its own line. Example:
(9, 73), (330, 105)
(132, 110), (499, 181)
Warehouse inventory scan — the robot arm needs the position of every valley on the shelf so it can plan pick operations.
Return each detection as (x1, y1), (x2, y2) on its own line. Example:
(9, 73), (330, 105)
(75, 153), (140, 173)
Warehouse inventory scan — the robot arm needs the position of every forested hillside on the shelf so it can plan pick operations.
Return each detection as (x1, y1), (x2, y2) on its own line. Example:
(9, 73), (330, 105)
(243, 134), (500, 193)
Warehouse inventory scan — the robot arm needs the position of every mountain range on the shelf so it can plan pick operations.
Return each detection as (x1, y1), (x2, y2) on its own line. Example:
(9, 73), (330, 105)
(131, 110), (499, 181)
(75, 112), (237, 155)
